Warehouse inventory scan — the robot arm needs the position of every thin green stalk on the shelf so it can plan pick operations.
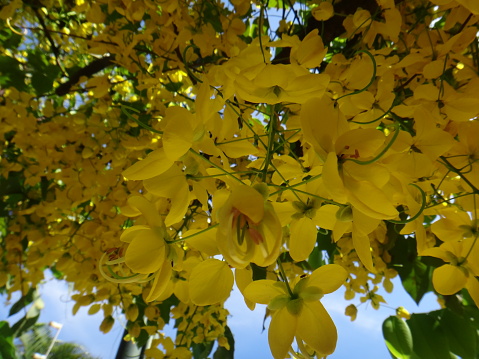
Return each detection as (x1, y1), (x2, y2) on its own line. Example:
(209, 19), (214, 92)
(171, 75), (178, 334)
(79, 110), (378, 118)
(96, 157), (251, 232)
(166, 224), (219, 244)
(277, 260), (294, 297)
(346, 122), (400, 165)
(189, 148), (245, 184)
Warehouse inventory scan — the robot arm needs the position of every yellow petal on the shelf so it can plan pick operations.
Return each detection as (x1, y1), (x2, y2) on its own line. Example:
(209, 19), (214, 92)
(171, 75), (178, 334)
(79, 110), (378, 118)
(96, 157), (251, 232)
(268, 307), (297, 359)
(297, 301), (337, 356)
(230, 185), (264, 223)
(145, 260), (173, 302)
(290, 217), (318, 262)
(353, 232), (375, 273)
(189, 259), (234, 306)
(308, 264), (348, 294)
(163, 107), (194, 161)
(217, 140), (259, 158)
(120, 225), (150, 243)
(432, 264), (467, 295)
(323, 152), (347, 203)
(235, 267), (256, 310)
(346, 180), (398, 219)
(244, 280), (288, 304)
(127, 196), (163, 228)
(122, 148), (173, 180)
(465, 277), (479, 308)
(125, 230), (166, 274)
(183, 228), (220, 256)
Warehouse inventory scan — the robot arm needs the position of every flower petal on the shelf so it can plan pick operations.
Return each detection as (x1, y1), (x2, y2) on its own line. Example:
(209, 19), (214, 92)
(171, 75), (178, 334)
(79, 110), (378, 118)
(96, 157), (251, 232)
(432, 264), (467, 295)
(145, 260), (173, 302)
(297, 301), (337, 356)
(189, 258), (234, 306)
(308, 264), (348, 294)
(268, 307), (297, 359)
(244, 280), (288, 304)
(290, 217), (318, 262)
(125, 230), (166, 274)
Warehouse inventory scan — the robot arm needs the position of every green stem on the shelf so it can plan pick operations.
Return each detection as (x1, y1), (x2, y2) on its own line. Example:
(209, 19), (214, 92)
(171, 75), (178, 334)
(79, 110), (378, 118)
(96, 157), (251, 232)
(167, 224), (219, 244)
(336, 50), (377, 101)
(277, 260), (294, 297)
(189, 148), (245, 184)
(388, 184), (427, 224)
(120, 105), (163, 134)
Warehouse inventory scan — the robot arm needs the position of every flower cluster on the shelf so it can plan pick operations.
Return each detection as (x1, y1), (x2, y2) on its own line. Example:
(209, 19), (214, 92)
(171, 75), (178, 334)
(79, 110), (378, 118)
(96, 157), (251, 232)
(2, 0), (479, 358)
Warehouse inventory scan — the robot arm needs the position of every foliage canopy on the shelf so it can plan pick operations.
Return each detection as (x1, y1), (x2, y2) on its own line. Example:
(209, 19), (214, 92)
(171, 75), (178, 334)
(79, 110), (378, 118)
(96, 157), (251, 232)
(1, 0), (479, 358)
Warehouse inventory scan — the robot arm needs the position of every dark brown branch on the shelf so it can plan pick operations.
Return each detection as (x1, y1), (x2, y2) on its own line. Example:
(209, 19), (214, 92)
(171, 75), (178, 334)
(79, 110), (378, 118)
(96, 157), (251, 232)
(55, 56), (116, 96)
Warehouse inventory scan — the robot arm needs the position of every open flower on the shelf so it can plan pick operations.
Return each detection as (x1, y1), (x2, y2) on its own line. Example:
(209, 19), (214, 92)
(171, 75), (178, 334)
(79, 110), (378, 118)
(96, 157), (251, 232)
(421, 237), (479, 307)
(119, 196), (172, 302)
(215, 184), (282, 268)
(244, 264), (348, 359)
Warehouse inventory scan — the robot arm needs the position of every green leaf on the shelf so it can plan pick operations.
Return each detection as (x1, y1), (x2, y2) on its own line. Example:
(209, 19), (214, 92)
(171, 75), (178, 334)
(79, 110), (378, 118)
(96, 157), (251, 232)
(308, 246), (323, 270)
(0, 321), (16, 359)
(0, 28), (22, 50)
(26, 50), (61, 95)
(192, 341), (214, 359)
(388, 233), (434, 304)
(9, 287), (36, 316)
(157, 294), (179, 325)
(0, 55), (27, 91)
(400, 258), (433, 304)
(382, 316), (413, 359)
(440, 309), (477, 358)
(407, 313), (451, 359)
(251, 263), (267, 281)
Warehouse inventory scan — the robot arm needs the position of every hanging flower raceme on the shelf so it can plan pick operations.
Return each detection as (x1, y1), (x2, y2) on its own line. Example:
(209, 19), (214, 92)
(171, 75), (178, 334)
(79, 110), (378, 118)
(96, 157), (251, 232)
(215, 184), (282, 268)
(244, 264), (348, 359)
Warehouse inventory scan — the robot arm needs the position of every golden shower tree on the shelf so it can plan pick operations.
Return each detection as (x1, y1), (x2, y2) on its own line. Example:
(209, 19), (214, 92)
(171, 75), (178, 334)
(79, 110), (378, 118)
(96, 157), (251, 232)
(1, 0), (479, 358)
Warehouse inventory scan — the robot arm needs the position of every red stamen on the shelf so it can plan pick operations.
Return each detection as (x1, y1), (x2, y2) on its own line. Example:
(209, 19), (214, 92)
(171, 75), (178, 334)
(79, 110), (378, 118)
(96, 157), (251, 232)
(248, 227), (264, 245)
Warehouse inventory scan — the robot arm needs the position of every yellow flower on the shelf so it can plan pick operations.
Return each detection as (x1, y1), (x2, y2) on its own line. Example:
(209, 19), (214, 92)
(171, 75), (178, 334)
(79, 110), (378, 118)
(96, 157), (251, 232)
(235, 63), (329, 104)
(120, 196), (172, 302)
(215, 184), (282, 268)
(421, 237), (479, 307)
(244, 264), (348, 359)
(301, 96), (398, 220)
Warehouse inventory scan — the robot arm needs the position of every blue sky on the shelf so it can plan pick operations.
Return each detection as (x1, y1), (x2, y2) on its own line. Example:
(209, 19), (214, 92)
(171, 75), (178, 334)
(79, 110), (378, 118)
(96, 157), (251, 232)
(1, 275), (439, 359)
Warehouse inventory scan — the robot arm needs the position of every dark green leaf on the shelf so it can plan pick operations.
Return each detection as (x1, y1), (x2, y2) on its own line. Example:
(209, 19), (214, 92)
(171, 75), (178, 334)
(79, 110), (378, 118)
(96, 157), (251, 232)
(382, 316), (413, 358)
(158, 294), (180, 325)
(308, 246), (323, 270)
(251, 263), (267, 281)
(11, 314), (40, 338)
(192, 341), (214, 359)
(9, 287), (36, 316)
(407, 313), (451, 359)
(0, 55), (27, 91)
(0, 28), (22, 50)
(400, 258), (433, 304)
(440, 309), (477, 358)
(0, 321), (16, 359)
(315, 229), (336, 261)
